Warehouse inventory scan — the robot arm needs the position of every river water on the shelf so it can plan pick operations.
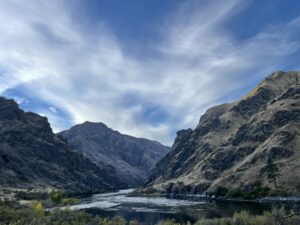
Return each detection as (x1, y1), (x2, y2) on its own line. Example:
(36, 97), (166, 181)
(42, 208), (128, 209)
(67, 189), (299, 224)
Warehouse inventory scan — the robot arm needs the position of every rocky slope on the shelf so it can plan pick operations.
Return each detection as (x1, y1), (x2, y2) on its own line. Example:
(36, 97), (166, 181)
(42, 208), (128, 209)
(59, 122), (170, 186)
(146, 71), (300, 194)
(0, 97), (127, 192)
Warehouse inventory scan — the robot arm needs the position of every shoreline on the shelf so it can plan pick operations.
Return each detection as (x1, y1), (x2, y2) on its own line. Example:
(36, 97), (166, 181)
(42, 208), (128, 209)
(172, 194), (300, 204)
(129, 191), (300, 204)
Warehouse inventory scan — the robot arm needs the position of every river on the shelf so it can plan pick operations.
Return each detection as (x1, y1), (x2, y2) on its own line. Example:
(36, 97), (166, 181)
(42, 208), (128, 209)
(66, 189), (300, 224)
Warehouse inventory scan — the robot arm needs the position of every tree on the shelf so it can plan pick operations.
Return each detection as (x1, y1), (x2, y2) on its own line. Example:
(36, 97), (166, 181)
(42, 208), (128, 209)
(265, 156), (280, 189)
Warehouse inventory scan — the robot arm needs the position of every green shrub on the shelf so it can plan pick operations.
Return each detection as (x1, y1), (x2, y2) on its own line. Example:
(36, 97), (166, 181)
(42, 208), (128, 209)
(32, 201), (44, 218)
(49, 191), (62, 204)
(62, 197), (79, 205)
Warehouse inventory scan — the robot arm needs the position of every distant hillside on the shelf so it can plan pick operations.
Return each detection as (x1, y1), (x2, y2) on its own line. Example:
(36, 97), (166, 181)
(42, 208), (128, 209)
(59, 122), (170, 186)
(147, 71), (300, 194)
(0, 97), (127, 192)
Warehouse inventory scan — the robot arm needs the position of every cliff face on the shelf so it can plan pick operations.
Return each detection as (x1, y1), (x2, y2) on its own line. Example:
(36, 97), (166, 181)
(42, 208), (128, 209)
(0, 97), (127, 192)
(59, 122), (170, 186)
(147, 71), (300, 194)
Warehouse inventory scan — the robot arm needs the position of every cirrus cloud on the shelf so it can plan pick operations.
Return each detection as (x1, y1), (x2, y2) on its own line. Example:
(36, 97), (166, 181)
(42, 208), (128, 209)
(1, 0), (300, 145)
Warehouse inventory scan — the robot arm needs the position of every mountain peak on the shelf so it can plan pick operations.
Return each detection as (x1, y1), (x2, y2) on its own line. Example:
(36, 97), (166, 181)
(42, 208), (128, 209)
(0, 97), (24, 121)
(81, 121), (108, 129)
(60, 122), (170, 187)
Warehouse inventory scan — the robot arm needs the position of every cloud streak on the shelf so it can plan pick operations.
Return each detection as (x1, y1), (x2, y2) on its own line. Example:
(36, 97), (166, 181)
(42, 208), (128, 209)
(0, 0), (300, 145)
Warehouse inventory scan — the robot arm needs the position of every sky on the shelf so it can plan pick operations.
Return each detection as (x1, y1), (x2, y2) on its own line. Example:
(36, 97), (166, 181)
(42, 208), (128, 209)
(1, 0), (300, 145)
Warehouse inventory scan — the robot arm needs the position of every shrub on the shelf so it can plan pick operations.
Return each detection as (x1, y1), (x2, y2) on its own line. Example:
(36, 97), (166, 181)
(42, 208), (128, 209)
(32, 201), (44, 218)
(49, 191), (62, 204)
(62, 197), (79, 205)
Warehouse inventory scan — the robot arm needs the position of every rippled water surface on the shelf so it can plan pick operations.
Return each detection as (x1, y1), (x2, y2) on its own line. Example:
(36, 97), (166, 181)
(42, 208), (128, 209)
(68, 189), (299, 224)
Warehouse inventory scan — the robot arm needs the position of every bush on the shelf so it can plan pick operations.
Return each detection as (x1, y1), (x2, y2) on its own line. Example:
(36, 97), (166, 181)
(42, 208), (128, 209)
(49, 191), (62, 204)
(32, 201), (44, 218)
(62, 197), (79, 205)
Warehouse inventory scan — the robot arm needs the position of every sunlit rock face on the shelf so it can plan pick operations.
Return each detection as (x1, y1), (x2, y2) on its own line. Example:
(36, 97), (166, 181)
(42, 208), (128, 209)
(147, 71), (300, 194)
(0, 97), (127, 192)
(59, 122), (170, 187)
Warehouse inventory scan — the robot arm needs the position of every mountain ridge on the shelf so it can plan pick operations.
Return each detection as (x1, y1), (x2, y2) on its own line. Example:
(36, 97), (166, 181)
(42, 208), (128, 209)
(146, 71), (300, 194)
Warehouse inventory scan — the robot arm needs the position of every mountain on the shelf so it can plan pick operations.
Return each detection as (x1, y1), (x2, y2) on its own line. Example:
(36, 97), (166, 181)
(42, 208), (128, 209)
(0, 97), (127, 192)
(59, 122), (170, 186)
(146, 71), (300, 194)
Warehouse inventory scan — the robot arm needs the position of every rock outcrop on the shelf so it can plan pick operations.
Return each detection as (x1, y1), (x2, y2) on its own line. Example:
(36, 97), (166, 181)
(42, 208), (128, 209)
(59, 122), (170, 186)
(0, 97), (127, 192)
(147, 71), (300, 194)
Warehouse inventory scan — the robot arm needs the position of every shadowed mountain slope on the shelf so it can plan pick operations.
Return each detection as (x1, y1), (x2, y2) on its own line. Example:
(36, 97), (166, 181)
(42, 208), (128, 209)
(59, 122), (170, 186)
(0, 97), (127, 192)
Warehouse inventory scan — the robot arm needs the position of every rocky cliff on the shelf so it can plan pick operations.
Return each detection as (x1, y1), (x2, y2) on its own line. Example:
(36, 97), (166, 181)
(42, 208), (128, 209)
(59, 122), (170, 186)
(0, 97), (127, 192)
(147, 71), (300, 194)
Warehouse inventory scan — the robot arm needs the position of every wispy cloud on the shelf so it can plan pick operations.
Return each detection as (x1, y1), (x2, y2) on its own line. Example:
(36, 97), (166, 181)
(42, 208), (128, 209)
(49, 106), (58, 113)
(0, 0), (300, 145)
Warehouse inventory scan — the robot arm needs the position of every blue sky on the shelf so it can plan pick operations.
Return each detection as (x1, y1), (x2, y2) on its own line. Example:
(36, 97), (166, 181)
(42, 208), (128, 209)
(1, 0), (300, 145)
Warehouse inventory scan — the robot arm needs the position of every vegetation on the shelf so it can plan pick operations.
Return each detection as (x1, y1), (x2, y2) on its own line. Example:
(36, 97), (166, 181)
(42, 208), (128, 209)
(0, 200), (134, 225)
(15, 191), (49, 200)
(194, 209), (300, 225)
(265, 157), (280, 189)
(206, 158), (286, 201)
(49, 191), (63, 204)
(0, 199), (299, 225)
(13, 190), (80, 207)
(207, 185), (289, 200)
(226, 187), (273, 199)
(157, 220), (183, 225)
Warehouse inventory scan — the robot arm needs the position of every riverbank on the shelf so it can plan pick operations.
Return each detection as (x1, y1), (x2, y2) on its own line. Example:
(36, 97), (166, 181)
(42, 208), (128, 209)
(166, 193), (300, 204)
(0, 187), (109, 203)
(133, 186), (300, 204)
(1, 199), (299, 225)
